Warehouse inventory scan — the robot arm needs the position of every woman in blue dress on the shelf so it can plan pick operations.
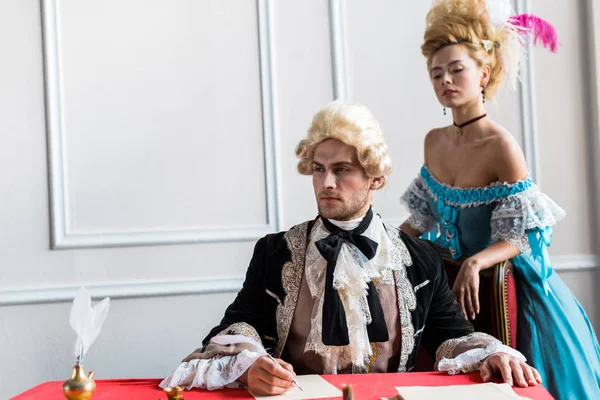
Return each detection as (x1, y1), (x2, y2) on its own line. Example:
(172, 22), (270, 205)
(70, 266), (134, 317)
(400, 1), (600, 399)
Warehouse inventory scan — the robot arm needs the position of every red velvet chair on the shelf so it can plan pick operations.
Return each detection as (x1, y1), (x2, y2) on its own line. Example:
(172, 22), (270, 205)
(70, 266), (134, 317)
(413, 247), (518, 371)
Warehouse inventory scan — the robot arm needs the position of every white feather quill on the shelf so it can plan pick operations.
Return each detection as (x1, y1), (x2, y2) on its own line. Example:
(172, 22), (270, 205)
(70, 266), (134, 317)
(69, 287), (110, 364)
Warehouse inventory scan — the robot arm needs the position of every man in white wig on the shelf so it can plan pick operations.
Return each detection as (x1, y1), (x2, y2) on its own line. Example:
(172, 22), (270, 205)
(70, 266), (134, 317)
(161, 101), (541, 395)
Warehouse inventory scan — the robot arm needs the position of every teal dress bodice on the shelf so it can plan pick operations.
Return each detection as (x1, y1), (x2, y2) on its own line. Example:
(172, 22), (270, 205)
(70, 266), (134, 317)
(427, 196), (495, 258)
(401, 166), (600, 400)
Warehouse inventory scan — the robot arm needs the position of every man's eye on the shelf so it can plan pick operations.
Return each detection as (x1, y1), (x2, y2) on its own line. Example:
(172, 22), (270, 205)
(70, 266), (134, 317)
(337, 167), (349, 173)
(432, 75), (441, 80)
(313, 166), (324, 172)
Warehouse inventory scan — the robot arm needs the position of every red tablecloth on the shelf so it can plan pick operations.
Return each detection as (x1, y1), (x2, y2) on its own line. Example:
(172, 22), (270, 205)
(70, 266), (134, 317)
(12, 371), (554, 399)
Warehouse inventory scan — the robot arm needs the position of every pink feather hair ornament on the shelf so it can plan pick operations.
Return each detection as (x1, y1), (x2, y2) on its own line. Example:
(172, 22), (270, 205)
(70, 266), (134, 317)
(509, 13), (559, 53)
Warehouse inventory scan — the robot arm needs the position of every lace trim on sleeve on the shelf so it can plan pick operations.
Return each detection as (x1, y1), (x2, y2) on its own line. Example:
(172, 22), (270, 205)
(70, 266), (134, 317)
(216, 322), (262, 344)
(437, 342), (526, 375)
(160, 328), (266, 391)
(491, 187), (566, 252)
(159, 349), (263, 390)
(434, 332), (496, 369)
(400, 176), (437, 233)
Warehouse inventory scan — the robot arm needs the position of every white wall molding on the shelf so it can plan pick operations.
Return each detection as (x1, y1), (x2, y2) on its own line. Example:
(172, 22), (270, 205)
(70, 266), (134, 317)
(583, 0), (600, 256)
(516, 0), (541, 184)
(328, 0), (348, 100)
(0, 276), (245, 307)
(553, 255), (600, 271)
(41, 0), (281, 249)
(1, 253), (596, 307)
(258, 0), (282, 237)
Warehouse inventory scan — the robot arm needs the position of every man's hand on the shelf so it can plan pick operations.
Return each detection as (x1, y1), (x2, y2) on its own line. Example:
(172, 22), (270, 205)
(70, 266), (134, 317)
(480, 353), (542, 387)
(238, 355), (296, 395)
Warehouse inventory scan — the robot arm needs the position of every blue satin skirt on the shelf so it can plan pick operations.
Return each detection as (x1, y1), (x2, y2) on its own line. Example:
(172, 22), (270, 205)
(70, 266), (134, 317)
(513, 253), (600, 400)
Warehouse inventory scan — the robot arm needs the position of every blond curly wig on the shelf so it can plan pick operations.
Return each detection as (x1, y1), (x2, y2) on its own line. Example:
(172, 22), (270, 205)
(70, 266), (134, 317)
(296, 101), (392, 188)
(422, 0), (510, 98)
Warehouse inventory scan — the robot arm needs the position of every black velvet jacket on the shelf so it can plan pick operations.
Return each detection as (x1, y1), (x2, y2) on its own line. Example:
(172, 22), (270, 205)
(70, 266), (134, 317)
(202, 219), (474, 372)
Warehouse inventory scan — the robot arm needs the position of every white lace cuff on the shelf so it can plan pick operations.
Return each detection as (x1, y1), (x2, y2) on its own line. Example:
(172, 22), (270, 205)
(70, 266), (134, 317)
(437, 342), (526, 375)
(159, 349), (263, 390)
(160, 334), (267, 390)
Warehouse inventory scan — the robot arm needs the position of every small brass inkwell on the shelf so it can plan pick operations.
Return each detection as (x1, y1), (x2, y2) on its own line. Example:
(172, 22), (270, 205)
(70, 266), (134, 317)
(163, 385), (184, 400)
(63, 361), (96, 400)
(63, 288), (111, 400)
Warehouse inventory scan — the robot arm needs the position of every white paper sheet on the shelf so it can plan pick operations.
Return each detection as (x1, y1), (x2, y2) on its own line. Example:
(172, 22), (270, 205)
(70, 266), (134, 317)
(251, 374), (342, 400)
(394, 383), (525, 400)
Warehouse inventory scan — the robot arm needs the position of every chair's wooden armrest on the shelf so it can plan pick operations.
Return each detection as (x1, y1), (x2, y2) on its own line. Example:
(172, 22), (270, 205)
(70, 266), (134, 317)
(493, 258), (515, 347)
(436, 245), (515, 347)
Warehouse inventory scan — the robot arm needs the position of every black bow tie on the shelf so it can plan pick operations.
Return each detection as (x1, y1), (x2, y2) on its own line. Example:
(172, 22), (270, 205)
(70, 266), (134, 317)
(314, 207), (389, 346)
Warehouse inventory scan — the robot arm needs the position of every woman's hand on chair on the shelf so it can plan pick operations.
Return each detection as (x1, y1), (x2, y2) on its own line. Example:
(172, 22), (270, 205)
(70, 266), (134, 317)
(452, 257), (482, 320)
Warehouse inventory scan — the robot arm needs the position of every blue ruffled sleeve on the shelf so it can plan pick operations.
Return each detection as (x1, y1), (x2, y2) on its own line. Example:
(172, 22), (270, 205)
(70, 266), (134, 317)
(491, 186), (566, 292)
(490, 186), (565, 251)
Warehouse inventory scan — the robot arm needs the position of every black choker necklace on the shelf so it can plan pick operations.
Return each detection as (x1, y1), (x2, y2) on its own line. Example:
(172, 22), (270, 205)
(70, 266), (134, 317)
(453, 113), (487, 131)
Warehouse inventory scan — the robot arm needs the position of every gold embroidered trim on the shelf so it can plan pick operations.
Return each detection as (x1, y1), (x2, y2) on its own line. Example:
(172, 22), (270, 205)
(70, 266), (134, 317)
(366, 342), (378, 373)
(216, 322), (261, 344)
(274, 222), (309, 357)
(384, 223), (417, 372)
(434, 332), (497, 369)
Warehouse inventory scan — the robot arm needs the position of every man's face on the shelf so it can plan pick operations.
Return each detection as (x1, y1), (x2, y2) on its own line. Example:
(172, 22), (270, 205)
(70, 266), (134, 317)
(312, 139), (373, 221)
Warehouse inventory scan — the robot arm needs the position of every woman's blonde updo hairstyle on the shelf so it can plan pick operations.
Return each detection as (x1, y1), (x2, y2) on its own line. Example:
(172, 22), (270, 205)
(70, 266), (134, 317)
(295, 101), (392, 188)
(422, 0), (509, 98)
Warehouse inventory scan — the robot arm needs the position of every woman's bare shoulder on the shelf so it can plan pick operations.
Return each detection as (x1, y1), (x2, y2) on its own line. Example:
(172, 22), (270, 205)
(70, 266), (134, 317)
(424, 127), (450, 147)
(486, 123), (528, 182)
(424, 127), (449, 164)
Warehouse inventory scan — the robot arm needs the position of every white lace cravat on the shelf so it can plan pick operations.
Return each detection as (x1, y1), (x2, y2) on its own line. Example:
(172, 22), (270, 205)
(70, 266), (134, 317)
(304, 215), (406, 373)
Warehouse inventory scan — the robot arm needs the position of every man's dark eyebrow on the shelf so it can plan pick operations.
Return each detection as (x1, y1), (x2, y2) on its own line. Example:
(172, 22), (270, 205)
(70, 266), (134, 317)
(431, 59), (462, 71)
(311, 160), (356, 168)
(332, 161), (355, 167)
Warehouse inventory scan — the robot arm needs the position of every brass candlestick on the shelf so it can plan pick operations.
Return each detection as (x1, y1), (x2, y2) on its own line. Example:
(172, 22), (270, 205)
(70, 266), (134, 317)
(62, 365), (96, 400)
(163, 386), (184, 400)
